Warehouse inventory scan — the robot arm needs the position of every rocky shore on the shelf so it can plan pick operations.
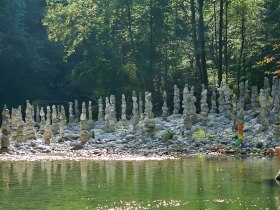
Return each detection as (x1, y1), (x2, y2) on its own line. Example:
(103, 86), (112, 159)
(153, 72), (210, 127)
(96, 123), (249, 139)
(0, 110), (278, 162)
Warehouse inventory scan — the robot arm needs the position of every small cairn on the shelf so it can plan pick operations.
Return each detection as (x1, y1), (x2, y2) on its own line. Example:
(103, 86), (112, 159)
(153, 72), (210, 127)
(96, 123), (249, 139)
(24, 101), (36, 141)
(173, 85), (180, 114)
(264, 77), (271, 111)
(139, 92), (144, 120)
(11, 108), (18, 141)
(200, 85), (208, 126)
(251, 86), (258, 115)
(59, 105), (66, 142)
(144, 92), (154, 119)
(43, 106), (52, 145)
(104, 97), (116, 132)
(162, 90), (169, 120)
(259, 89), (269, 130)
(231, 93), (238, 130)
(74, 99), (80, 123)
(238, 81), (245, 110)
(87, 101), (94, 130)
(35, 106), (40, 125)
(223, 84), (232, 118)
(190, 86), (197, 123)
(110, 95), (117, 122)
(131, 90), (139, 131)
(68, 102), (75, 124)
(217, 83), (225, 115)
(80, 102), (89, 143)
(182, 85), (192, 130)
(51, 105), (59, 134)
(244, 80), (251, 110)
(104, 97), (110, 131)
(39, 107), (46, 134)
(274, 95), (280, 140)
(210, 88), (217, 113)
(121, 94), (128, 126)
(1, 105), (10, 152)
(98, 97), (104, 123)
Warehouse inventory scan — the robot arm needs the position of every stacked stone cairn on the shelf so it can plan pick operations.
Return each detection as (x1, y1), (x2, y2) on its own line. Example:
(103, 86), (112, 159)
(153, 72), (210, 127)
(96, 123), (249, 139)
(231, 93), (238, 130)
(259, 89), (269, 130)
(238, 81), (245, 110)
(139, 93), (144, 120)
(173, 85), (180, 114)
(244, 80), (251, 111)
(43, 106), (52, 144)
(145, 92), (154, 119)
(24, 100), (36, 141)
(162, 90), (169, 120)
(36, 106), (40, 125)
(1, 105), (10, 151)
(182, 85), (192, 130)
(143, 92), (156, 137)
(210, 88), (217, 113)
(74, 99), (80, 123)
(200, 85), (209, 126)
(68, 102), (75, 124)
(39, 107), (46, 134)
(251, 86), (258, 116)
(11, 108), (23, 142)
(121, 94), (127, 126)
(104, 96), (116, 132)
(217, 83), (226, 116)
(104, 97), (110, 131)
(190, 86), (197, 123)
(87, 101), (94, 130)
(131, 90), (139, 132)
(51, 105), (59, 134)
(264, 77), (271, 111)
(80, 102), (89, 143)
(98, 97), (104, 123)
(59, 105), (66, 142)
(223, 84), (232, 118)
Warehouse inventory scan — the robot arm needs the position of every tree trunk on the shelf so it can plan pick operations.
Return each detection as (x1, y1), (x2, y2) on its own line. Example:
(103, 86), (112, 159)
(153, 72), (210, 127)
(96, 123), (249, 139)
(197, 0), (208, 87)
(238, 11), (246, 85)
(225, 0), (229, 84)
(190, 0), (202, 84)
(218, 0), (224, 86)
(126, 0), (145, 89)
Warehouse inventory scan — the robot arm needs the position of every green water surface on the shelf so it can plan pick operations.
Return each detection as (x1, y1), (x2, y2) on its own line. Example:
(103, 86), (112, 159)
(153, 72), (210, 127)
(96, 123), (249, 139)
(0, 156), (280, 209)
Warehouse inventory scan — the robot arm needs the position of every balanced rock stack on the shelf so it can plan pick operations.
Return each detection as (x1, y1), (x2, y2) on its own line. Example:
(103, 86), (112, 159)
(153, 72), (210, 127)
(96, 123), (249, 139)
(200, 85), (208, 126)
(1, 105), (10, 151)
(131, 90), (139, 132)
(173, 85), (180, 115)
(162, 90), (169, 120)
(80, 102), (89, 143)
(24, 101), (36, 141)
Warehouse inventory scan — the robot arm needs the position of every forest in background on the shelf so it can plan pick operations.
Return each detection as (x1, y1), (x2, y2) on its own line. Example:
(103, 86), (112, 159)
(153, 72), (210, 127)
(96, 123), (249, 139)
(0, 0), (279, 109)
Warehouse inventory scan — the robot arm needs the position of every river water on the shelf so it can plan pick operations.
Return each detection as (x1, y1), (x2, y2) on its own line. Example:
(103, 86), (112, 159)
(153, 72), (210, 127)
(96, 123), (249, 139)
(0, 156), (279, 209)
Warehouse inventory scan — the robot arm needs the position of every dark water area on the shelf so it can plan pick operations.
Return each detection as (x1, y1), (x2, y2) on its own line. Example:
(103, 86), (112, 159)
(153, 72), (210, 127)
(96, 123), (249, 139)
(0, 156), (280, 209)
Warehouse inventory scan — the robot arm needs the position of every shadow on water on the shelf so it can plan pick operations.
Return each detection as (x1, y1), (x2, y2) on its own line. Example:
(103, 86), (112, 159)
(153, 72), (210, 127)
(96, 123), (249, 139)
(260, 179), (280, 187)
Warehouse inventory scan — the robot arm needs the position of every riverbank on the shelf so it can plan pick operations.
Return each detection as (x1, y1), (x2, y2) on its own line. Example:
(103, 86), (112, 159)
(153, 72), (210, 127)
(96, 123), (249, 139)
(1, 112), (279, 161)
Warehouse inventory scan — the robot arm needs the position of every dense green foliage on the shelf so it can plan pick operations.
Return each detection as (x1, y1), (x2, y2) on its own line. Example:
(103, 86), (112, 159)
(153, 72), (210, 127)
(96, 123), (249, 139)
(0, 0), (279, 107)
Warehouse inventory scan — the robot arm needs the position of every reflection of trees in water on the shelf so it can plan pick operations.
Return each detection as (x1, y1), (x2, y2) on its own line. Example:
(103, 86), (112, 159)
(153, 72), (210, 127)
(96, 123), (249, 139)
(122, 162), (127, 183)
(132, 161), (140, 192)
(2, 162), (11, 193)
(13, 162), (26, 185)
(80, 162), (88, 191)
(60, 162), (67, 184)
(26, 162), (33, 186)
(105, 161), (116, 184)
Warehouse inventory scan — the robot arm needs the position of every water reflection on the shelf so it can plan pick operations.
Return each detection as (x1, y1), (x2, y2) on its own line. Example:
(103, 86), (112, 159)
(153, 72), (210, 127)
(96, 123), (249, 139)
(0, 157), (279, 209)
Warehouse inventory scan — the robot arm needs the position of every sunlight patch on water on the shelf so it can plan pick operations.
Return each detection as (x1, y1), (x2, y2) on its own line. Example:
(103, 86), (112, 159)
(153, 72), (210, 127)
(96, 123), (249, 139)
(95, 199), (189, 209)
